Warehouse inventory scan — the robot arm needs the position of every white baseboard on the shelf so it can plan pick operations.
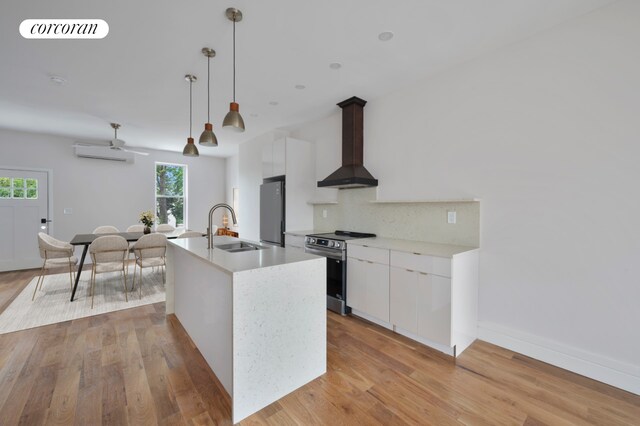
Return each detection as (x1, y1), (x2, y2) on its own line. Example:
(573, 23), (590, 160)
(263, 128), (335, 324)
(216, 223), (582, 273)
(350, 309), (393, 331)
(0, 259), (41, 272)
(394, 325), (455, 357)
(350, 310), (456, 357)
(478, 321), (640, 395)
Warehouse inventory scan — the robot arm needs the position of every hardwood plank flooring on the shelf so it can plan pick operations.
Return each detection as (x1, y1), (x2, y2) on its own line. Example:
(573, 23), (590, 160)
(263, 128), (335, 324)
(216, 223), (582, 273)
(0, 269), (638, 425)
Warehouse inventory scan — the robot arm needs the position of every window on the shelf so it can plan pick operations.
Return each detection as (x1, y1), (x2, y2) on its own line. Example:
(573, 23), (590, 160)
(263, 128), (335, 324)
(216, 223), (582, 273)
(0, 177), (38, 199)
(155, 163), (186, 227)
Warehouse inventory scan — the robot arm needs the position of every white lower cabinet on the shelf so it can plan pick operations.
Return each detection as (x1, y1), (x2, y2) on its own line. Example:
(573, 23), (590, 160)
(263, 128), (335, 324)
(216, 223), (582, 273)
(366, 261), (390, 322)
(349, 241), (479, 357)
(347, 247), (390, 323)
(389, 267), (418, 333)
(346, 258), (366, 312)
(390, 268), (451, 346)
(416, 272), (451, 346)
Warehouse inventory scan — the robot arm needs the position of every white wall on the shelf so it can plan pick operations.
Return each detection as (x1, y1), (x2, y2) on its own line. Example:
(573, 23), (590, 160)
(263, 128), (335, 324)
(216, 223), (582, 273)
(0, 128), (226, 242)
(291, 1), (640, 393)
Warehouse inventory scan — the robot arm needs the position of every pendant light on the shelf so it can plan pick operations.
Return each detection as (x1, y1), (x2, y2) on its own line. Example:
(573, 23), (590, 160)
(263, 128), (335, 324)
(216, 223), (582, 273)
(183, 74), (199, 157)
(199, 48), (218, 146)
(222, 7), (246, 132)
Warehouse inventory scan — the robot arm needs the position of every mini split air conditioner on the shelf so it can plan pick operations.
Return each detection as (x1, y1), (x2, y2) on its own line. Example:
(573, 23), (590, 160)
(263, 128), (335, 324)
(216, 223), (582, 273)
(74, 145), (135, 163)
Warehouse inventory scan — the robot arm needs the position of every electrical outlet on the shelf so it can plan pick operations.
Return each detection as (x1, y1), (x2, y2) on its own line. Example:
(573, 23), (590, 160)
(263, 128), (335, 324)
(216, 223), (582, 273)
(64, 208), (73, 215)
(322, 209), (328, 219)
(447, 211), (456, 224)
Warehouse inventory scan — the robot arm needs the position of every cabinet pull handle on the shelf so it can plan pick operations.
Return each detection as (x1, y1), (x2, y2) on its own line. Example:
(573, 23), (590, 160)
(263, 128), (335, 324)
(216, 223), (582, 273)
(413, 252), (421, 255)
(362, 245), (369, 247)
(419, 272), (428, 275)
(367, 261), (373, 264)
(406, 269), (414, 272)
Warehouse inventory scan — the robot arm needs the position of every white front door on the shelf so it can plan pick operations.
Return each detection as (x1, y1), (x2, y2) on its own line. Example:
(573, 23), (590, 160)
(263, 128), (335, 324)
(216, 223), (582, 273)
(0, 169), (49, 271)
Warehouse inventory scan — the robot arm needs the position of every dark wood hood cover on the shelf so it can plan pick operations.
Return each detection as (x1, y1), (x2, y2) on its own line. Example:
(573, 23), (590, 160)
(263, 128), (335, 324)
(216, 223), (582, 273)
(317, 96), (378, 189)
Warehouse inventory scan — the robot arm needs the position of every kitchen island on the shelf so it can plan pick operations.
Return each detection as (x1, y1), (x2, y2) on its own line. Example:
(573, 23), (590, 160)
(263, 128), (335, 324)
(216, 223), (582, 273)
(165, 236), (326, 423)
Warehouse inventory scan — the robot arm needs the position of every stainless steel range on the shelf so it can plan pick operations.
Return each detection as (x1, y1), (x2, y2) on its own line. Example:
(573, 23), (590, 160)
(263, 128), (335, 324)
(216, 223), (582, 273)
(305, 230), (376, 315)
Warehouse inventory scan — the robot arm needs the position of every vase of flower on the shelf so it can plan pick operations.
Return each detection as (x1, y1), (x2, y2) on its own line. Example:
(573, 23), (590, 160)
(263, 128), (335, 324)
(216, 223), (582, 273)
(140, 210), (155, 234)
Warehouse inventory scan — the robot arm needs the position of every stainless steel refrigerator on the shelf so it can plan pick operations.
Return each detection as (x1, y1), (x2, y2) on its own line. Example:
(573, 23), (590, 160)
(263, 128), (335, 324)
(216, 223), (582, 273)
(260, 180), (285, 246)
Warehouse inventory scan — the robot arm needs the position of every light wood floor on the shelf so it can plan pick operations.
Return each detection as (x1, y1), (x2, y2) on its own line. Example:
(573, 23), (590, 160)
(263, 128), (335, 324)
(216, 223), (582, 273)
(0, 269), (638, 425)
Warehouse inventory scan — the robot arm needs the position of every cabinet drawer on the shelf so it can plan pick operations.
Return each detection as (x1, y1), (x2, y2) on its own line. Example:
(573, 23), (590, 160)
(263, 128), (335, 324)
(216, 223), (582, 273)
(347, 244), (389, 264)
(285, 234), (305, 249)
(390, 251), (451, 278)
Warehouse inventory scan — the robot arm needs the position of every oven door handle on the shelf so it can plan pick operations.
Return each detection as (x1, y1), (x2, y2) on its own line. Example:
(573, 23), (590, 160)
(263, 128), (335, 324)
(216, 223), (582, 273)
(304, 246), (344, 260)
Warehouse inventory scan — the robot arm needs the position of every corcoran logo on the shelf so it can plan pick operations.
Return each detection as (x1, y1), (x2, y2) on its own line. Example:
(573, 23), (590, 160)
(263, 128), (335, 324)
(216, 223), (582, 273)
(19, 19), (109, 39)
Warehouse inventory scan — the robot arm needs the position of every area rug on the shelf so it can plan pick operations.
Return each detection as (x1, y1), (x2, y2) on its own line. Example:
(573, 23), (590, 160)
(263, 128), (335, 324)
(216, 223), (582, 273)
(0, 268), (165, 334)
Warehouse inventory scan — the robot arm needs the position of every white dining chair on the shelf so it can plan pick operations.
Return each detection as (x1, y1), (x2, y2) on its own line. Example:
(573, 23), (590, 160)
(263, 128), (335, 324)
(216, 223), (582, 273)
(89, 235), (129, 308)
(156, 224), (175, 233)
(33, 232), (78, 300)
(131, 233), (167, 299)
(93, 225), (120, 234)
(125, 225), (145, 267)
(177, 231), (203, 238)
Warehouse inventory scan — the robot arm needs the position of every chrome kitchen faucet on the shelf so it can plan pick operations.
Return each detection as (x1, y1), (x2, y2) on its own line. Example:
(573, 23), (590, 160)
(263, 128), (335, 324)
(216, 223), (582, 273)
(207, 203), (238, 249)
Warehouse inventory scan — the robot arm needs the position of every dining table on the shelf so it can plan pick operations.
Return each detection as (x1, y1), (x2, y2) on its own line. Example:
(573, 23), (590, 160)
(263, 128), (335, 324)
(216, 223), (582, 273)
(68, 229), (196, 301)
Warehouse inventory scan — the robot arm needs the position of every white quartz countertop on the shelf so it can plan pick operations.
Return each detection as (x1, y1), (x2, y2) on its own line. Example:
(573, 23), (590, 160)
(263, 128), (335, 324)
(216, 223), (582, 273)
(348, 237), (477, 258)
(168, 236), (321, 274)
(284, 230), (316, 237)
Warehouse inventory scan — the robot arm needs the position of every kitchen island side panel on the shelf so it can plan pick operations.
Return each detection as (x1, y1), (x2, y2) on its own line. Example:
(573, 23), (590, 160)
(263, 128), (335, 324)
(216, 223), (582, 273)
(231, 258), (326, 423)
(171, 245), (234, 395)
(451, 248), (479, 355)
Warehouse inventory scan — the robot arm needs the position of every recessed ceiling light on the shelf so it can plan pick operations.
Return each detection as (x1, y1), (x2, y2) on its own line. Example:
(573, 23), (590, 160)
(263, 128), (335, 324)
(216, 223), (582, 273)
(49, 75), (67, 85)
(269, 101), (279, 106)
(295, 84), (306, 90)
(378, 31), (394, 41)
(329, 62), (342, 70)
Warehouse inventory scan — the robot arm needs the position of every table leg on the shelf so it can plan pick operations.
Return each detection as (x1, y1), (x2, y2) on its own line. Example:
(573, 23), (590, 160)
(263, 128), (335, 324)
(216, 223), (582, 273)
(71, 244), (89, 302)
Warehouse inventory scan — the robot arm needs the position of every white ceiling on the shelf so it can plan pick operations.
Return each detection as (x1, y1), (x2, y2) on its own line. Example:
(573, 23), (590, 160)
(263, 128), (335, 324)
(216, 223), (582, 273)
(0, 0), (614, 157)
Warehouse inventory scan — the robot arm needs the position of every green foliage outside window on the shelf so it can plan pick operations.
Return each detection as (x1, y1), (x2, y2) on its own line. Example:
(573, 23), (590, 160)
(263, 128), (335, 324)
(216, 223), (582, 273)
(156, 164), (185, 226)
(0, 177), (37, 199)
(0, 177), (9, 198)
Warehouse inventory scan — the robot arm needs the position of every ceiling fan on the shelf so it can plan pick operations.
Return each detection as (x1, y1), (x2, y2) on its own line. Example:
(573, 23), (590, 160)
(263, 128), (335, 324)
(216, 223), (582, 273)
(73, 123), (149, 156)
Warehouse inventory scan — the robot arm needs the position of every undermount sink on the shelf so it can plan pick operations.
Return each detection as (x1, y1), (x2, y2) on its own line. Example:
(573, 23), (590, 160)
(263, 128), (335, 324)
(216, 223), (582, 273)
(215, 242), (266, 253)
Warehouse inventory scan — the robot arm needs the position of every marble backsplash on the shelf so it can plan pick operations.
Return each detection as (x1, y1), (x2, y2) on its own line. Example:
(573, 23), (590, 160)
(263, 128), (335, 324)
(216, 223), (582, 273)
(313, 188), (479, 247)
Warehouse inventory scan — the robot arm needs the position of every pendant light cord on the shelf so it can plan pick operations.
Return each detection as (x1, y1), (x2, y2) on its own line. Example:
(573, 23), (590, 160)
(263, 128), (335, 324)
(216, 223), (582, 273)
(233, 18), (236, 103)
(207, 56), (211, 122)
(189, 79), (193, 138)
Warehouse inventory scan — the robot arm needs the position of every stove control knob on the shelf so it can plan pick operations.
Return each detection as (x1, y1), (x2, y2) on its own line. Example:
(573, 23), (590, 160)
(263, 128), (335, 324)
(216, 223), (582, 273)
(334, 242), (341, 249)
(329, 241), (335, 247)
(310, 238), (316, 244)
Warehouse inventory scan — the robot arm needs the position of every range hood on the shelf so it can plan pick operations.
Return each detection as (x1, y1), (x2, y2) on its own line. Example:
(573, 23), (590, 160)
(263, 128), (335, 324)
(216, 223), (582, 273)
(317, 96), (378, 189)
